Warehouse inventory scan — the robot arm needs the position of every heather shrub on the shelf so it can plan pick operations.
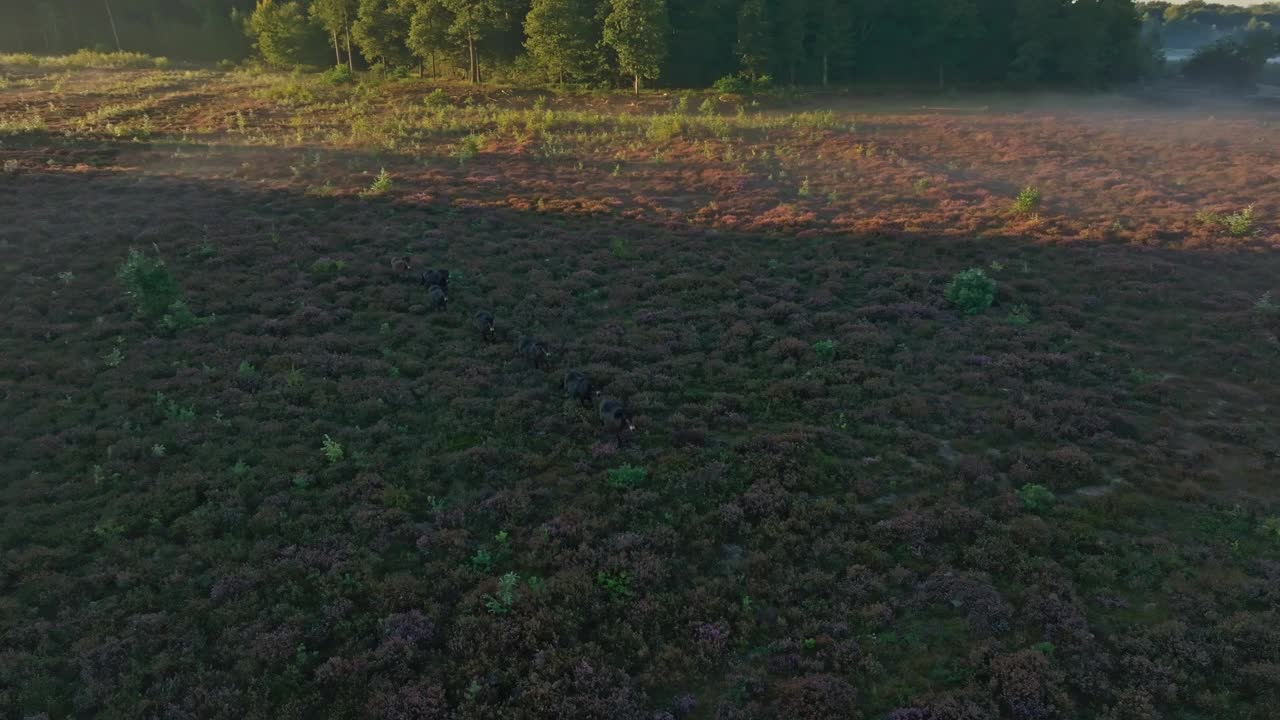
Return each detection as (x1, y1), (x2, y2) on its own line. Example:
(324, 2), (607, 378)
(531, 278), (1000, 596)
(712, 74), (749, 94)
(945, 268), (996, 315)
(322, 64), (354, 85)
(813, 339), (838, 361)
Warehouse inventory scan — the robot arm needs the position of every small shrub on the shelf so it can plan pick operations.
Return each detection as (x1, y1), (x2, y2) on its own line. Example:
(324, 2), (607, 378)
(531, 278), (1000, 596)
(424, 88), (450, 108)
(453, 133), (483, 165)
(321, 434), (344, 463)
(605, 464), (647, 489)
(944, 268), (997, 315)
(322, 64), (353, 85)
(311, 257), (346, 274)
(483, 572), (520, 615)
(117, 248), (182, 324)
(813, 339), (838, 362)
(697, 97), (717, 116)
(596, 570), (632, 601)
(361, 168), (392, 197)
(1260, 516), (1280, 542)
(1011, 185), (1041, 215)
(1006, 304), (1032, 326)
(1016, 483), (1056, 513)
(237, 360), (258, 379)
(1223, 205), (1255, 237)
(712, 74), (749, 94)
(647, 115), (684, 142)
(1254, 291), (1278, 316)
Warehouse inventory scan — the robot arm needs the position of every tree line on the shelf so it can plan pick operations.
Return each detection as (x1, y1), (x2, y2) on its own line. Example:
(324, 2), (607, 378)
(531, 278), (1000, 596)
(4, 0), (1158, 90)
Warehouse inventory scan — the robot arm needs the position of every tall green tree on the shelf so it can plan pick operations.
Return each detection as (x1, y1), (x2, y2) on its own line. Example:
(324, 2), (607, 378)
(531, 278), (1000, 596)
(352, 0), (412, 67)
(441, 0), (506, 83)
(603, 0), (670, 94)
(525, 0), (601, 83)
(773, 0), (807, 85)
(248, 0), (322, 67)
(406, 0), (452, 76)
(735, 0), (770, 81)
(810, 0), (851, 85)
(310, 0), (358, 69)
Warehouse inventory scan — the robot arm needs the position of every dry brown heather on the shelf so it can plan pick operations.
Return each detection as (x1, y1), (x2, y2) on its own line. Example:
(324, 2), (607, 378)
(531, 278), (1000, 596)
(3, 62), (1280, 720)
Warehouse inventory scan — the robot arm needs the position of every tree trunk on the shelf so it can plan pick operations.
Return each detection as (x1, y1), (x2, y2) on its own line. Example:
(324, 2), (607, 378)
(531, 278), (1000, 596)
(332, 29), (341, 67)
(344, 25), (354, 71)
(104, 0), (122, 52)
(468, 38), (477, 83)
(633, 73), (640, 96)
(822, 53), (829, 86)
(431, 50), (437, 78)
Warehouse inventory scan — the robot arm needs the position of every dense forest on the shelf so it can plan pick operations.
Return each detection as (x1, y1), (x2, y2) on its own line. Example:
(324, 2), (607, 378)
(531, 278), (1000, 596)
(1, 2), (1277, 89)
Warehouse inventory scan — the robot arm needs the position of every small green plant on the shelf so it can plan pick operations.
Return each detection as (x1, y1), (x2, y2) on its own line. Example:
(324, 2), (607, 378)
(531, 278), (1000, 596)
(646, 115), (684, 142)
(1033, 641), (1056, 658)
(1006, 304), (1032, 326)
(1011, 185), (1041, 214)
(1016, 483), (1056, 513)
(944, 268), (997, 315)
(802, 637), (817, 651)
(484, 572), (521, 614)
(1260, 516), (1280, 542)
(361, 168), (392, 197)
(151, 443), (167, 458)
(470, 547), (494, 571)
(453, 134), (484, 165)
(1223, 205), (1255, 237)
(231, 459), (250, 476)
(697, 97), (717, 116)
(813, 339), (838, 361)
(797, 177), (811, 197)
(596, 570), (632, 601)
(424, 88), (449, 108)
(237, 360), (258, 380)
(712, 74), (749, 94)
(913, 177), (932, 193)
(322, 64), (353, 85)
(102, 344), (124, 368)
(605, 464), (647, 489)
(609, 237), (631, 258)
(321, 434), (344, 463)
(1254, 291), (1278, 316)
(310, 257), (346, 274)
(117, 248), (182, 324)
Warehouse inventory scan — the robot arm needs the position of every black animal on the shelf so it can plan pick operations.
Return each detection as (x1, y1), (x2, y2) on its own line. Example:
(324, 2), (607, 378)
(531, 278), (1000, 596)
(563, 369), (594, 404)
(598, 397), (635, 436)
(474, 311), (496, 341)
(517, 336), (550, 368)
(427, 284), (448, 311)
(421, 268), (449, 291)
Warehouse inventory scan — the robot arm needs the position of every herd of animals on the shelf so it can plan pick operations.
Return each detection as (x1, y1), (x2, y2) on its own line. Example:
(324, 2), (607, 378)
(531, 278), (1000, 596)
(391, 256), (637, 440)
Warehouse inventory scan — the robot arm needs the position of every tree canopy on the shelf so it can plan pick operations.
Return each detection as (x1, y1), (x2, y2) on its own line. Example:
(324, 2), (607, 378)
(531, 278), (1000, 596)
(1, 0), (1170, 89)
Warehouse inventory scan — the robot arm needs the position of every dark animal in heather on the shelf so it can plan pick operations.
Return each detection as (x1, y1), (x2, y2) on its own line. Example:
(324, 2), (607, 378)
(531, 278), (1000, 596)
(421, 268), (449, 291)
(391, 256), (412, 274)
(598, 397), (635, 437)
(517, 336), (550, 368)
(564, 369), (594, 405)
(427, 284), (447, 311)
(474, 311), (496, 341)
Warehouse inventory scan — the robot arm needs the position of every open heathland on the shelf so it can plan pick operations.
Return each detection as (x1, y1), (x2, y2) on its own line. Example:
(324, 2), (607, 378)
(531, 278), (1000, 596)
(3, 63), (1280, 720)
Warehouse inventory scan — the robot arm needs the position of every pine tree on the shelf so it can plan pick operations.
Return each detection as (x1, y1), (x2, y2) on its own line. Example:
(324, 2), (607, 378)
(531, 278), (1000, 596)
(603, 0), (670, 94)
(735, 0), (770, 82)
(441, 0), (505, 83)
(352, 0), (412, 68)
(248, 0), (320, 68)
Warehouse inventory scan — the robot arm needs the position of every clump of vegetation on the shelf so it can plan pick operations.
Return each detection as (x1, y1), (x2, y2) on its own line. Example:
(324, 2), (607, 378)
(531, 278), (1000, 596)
(944, 268), (997, 315)
(647, 115), (684, 142)
(1197, 205), (1256, 237)
(712, 74), (749, 94)
(424, 88), (450, 108)
(1006, 304), (1033, 326)
(310, 257), (346, 274)
(1016, 483), (1057, 513)
(360, 168), (392, 197)
(1011, 185), (1042, 215)
(117, 248), (196, 331)
(596, 570), (633, 601)
(1254, 291), (1278, 317)
(322, 64), (353, 85)
(813, 339), (838, 362)
(321, 434), (344, 463)
(453, 134), (484, 165)
(483, 572), (521, 615)
(605, 464), (647, 489)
